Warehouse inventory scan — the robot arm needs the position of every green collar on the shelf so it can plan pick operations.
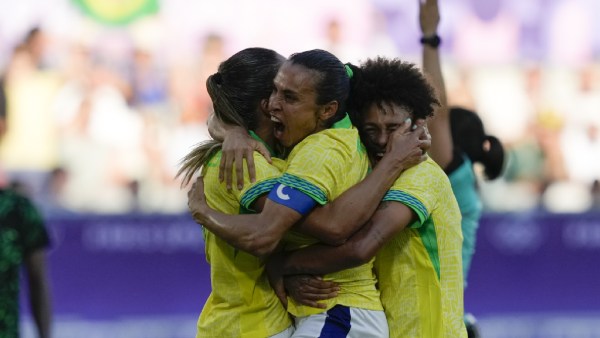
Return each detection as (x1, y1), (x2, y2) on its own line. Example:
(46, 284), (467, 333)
(332, 113), (352, 129)
(249, 130), (276, 157)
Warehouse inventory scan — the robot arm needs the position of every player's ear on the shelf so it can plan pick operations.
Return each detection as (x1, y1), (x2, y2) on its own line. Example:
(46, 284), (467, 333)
(260, 98), (270, 116)
(318, 100), (338, 122)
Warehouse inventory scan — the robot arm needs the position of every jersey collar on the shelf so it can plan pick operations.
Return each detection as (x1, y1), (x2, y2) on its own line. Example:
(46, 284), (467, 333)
(249, 130), (277, 157)
(332, 113), (352, 129)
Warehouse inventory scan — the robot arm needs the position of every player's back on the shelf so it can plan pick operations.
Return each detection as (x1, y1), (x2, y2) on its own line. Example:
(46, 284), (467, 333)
(197, 151), (292, 338)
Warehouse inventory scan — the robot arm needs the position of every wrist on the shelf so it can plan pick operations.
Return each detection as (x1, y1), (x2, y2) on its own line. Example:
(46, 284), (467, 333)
(420, 34), (441, 48)
(377, 153), (406, 177)
(191, 205), (209, 224)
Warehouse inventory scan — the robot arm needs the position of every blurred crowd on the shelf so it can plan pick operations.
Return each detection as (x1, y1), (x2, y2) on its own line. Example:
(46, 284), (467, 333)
(0, 0), (599, 215)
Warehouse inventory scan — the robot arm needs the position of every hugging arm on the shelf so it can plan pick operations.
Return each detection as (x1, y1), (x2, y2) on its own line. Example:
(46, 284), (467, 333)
(282, 122), (429, 245)
(207, 113), (272, 189)
(193, 118), (429, 256)
(188, 178), (302, 258)
(281, 201), (415, 276)
(270, 201), (415, 308)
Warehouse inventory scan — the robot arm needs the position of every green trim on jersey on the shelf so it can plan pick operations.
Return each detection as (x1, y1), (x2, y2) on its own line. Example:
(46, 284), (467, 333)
(383, 190), (429, 223)
(276, 113), (360, 206)
(278, 173), (328, 205)
(240, 179), (278, 210)
(332, 114), (352, 129)
(204, 152), (221, 168)
(418, 220), (441, 280)
(249, 130), (277, 157)
(331, 114), (366, 154)
(382, 189), (441, 280)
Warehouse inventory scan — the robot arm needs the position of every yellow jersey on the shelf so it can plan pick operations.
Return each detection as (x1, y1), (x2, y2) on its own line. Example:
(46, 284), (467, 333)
(197, 150), (291, 337)
(278, 115), (381, 317)
(374, 157), (467, 338)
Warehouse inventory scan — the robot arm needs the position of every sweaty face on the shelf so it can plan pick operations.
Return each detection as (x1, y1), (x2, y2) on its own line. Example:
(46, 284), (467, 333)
(361, 102), (412, 164)
(268, 62), (326, 148)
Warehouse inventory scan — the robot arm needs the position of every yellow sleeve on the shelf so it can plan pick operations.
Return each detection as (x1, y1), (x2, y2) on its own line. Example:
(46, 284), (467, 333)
(280, 131), (358, 205)
(202, 151), (281, 212)
(383, 158), (448, 227)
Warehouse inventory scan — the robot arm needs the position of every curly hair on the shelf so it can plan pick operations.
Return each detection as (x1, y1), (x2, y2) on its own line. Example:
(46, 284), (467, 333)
(346, 57), (439, 127)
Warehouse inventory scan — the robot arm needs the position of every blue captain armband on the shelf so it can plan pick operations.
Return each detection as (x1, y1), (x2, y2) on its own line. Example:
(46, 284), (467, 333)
(267, 183), (317, 215)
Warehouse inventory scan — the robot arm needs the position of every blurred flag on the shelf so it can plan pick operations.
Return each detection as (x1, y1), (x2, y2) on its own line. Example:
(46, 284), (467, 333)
(72, 0), (159, 26)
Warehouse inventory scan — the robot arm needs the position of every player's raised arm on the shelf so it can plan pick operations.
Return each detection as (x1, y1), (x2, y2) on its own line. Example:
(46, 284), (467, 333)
(420, 0), (453, 169)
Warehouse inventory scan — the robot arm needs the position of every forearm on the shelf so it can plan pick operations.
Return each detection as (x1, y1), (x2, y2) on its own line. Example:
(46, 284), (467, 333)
(296, 156), (404, 244)
(191, 199), (301, 257)
(282, 221), (381, 275)
(193, 209), (279, 257)
(422, 44), (447, 108)
(420, 0), (453, 168)
(282, 203), (412, 276)
(280, 239), (369, 276)
(207, 113), (246, 141)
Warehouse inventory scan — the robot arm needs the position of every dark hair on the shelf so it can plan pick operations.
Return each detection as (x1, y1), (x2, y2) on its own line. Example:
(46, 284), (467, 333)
(288, 49), (350, 126)
(346, 57), (439, 128)
(450, 107), (505, 180)
(177, 47), (284, 185)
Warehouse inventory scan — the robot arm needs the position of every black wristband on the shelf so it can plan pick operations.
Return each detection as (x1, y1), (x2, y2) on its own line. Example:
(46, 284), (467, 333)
(420, 34), (441, 48)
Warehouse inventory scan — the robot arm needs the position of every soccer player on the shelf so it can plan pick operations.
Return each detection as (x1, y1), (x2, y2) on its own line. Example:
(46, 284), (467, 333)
(188, 49), (429, 338)
(1, 70), (52, 338)
(265, 56), (468, 337)
(177, 47), (294, 338)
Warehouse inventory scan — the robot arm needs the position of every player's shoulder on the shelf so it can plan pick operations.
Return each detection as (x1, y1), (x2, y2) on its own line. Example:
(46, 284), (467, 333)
(391, 157), (448, 189)
(407, 157), (446, 177)
(297, 127), (361, 157)
(251, 151), (275, 167)
(201, 150), (222, 179)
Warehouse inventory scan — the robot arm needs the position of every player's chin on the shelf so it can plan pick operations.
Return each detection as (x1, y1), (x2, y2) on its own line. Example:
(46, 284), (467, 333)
(276, 134), (293, 148)
(367, 146), (385, 159)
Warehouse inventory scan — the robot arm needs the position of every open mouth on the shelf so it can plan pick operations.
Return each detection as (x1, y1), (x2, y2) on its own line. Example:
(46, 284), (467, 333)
(374, 152), (385, 163)
(369, 148), (385, 163)
(271, 115), (285, 139)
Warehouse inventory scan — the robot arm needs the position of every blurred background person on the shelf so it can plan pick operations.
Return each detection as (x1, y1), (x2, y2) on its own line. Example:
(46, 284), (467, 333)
(0, 187), (53, 338)
(1, 61), (53, 338)
(0, 27), (62, 207)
